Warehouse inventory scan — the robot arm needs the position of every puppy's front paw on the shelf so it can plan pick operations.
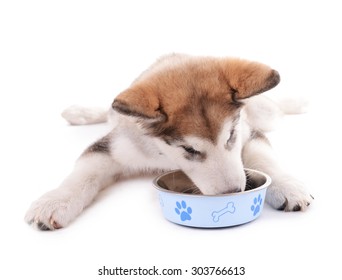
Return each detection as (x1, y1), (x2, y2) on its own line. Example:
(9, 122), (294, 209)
(266, 177), (313, 211)
(25, 189), (82, 230)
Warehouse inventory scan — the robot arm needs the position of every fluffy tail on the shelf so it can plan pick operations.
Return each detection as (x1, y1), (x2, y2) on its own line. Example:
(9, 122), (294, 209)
(274, 96), (309, 115)
(244, 95), (309, 132)
(61, 105), (108, 125)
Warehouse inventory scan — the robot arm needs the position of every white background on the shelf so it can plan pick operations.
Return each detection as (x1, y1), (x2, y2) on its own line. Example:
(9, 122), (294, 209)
(1, 0), (341, 279)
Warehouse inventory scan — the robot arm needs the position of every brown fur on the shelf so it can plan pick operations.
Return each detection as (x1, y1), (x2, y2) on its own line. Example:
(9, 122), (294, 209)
(112, 55), (279, 143)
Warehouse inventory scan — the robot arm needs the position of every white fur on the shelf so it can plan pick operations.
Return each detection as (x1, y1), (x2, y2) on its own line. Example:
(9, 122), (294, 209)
(25, 154), (118, 229)
(274, 96), (310, 114)
(61, 105), (108, 125)
(242, 136), (311, 211)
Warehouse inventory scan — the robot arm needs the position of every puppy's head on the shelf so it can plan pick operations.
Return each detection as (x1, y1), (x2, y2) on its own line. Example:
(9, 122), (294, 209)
(113, 54), (279, 194)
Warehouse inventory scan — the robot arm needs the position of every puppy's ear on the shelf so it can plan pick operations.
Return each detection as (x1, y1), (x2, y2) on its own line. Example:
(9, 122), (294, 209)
(112, 84), (166, 122)
(222, 59), (280, 100)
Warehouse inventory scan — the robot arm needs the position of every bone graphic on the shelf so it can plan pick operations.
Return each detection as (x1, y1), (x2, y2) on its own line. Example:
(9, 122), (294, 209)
(211, 202), (236, 222)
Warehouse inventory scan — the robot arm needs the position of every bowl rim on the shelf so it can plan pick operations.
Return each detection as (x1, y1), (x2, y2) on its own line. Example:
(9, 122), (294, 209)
(153, 168), (271, 197)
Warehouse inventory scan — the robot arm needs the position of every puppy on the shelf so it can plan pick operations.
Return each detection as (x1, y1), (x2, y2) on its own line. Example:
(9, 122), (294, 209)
(25, 54), (313, 230)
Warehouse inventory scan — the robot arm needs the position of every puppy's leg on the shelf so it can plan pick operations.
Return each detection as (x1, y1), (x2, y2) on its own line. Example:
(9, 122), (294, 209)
(242, 133), (313, 211)
(25, 136), (120, 230)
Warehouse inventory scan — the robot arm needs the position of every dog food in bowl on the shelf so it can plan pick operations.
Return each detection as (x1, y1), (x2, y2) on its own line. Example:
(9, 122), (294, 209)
(153, 168), (271, 228)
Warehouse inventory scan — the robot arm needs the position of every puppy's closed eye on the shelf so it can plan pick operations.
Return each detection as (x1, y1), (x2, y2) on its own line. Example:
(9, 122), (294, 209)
(181, 145), (200, 155)
(180, 145), (206, 162)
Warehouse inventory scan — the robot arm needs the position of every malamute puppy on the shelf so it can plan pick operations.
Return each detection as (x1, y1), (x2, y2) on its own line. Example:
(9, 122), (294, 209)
(25, 54), (313, 230)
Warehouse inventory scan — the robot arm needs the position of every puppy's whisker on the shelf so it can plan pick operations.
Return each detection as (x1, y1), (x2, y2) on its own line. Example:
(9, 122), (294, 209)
(245, 170), (254, 191)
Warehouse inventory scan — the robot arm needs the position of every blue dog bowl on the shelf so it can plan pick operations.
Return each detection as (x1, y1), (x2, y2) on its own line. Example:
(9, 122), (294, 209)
(153, 168), (271, 228)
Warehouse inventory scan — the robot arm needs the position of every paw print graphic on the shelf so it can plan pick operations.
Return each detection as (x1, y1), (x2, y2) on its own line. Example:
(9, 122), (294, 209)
(251, 194), (263, 216)
(175, 200), (192, 221)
